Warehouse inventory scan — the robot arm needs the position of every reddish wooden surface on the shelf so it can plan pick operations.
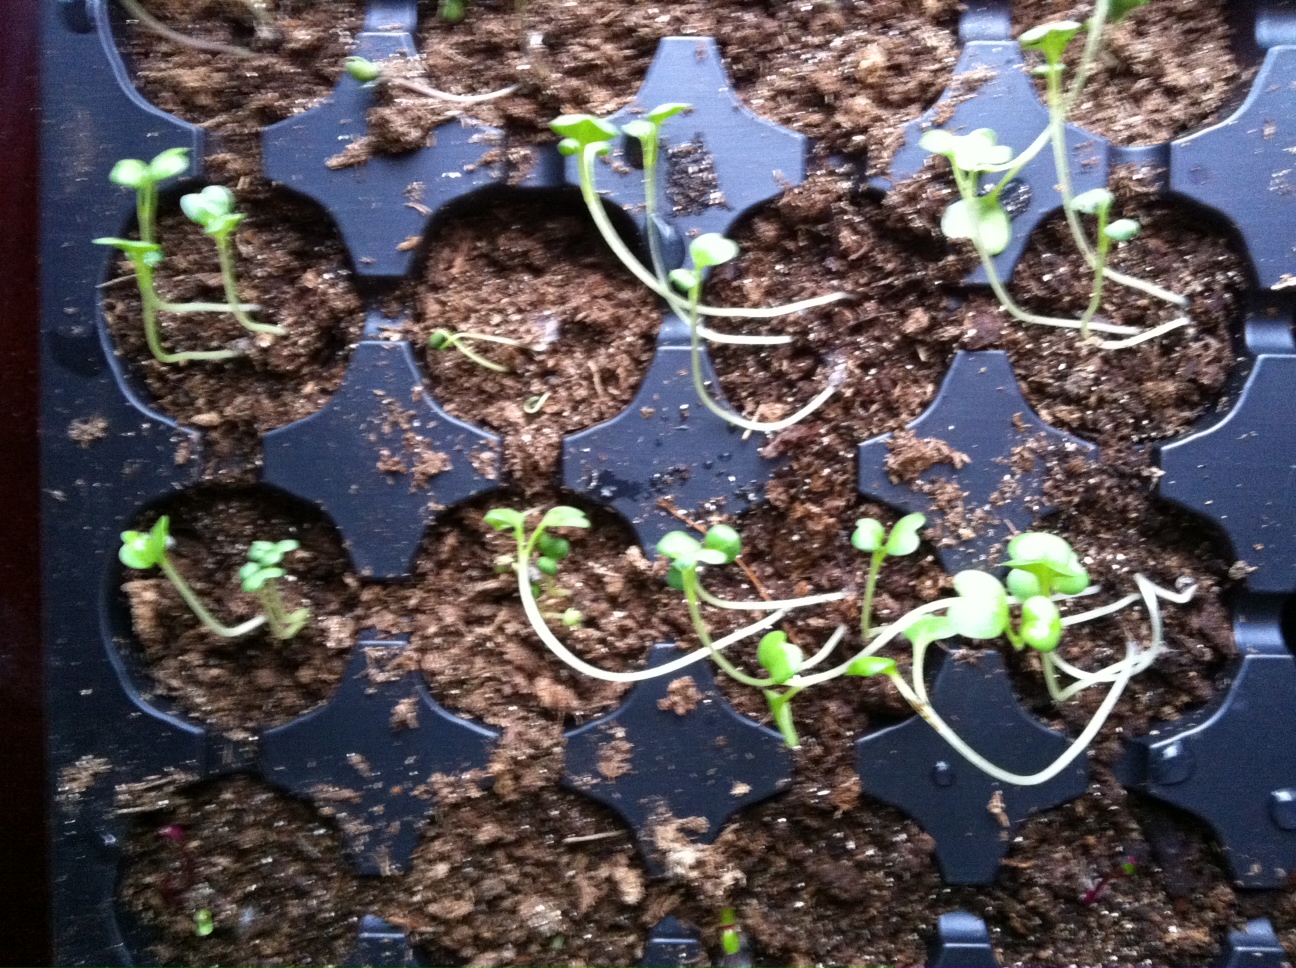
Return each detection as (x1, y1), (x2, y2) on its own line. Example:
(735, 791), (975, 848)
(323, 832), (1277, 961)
(0, 0), (50, 962)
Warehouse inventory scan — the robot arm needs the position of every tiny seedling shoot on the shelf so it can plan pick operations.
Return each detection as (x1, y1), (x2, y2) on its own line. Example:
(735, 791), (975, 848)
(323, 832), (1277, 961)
(239, 540), (310, 640)
(920, 0), (1193, 349)
(120, 517), (310, 641)
(489, 507), (1195, 787)
(427, 328), (522, 373)
(94, 148), (276, 363)
(550, 108), (850, 434)
(343, 55), (518, 105)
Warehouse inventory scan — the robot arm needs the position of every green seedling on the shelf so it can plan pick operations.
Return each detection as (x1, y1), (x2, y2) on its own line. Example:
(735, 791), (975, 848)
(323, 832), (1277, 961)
(239, 540), (310, 640)
(428, 328), (522, 373)
(438, 0), (466, 22)
(181, 186), (284, 336)
(194, 909), (214, 938)
(342, 55), (518, 104)
(851, 512), (926, 642)
(95, 148), (264, 363)
(552, 107), (850, 433)
(921, 0), (1190, 350)
(493, 506), (1193, 786)
(119, 517), (268, 638)
(718, 907), (752, 966)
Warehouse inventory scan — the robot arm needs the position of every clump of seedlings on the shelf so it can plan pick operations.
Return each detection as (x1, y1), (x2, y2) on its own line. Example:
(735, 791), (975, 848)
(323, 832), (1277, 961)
(488, 506), (1195, 785)
(427, 327), (523, 373)
(550, 108), (850, 433)
(119, 517), (310, 641)
(94, 148), (280, 363)
(343, 55), (518, 105)
(921, 0), (1193, 349)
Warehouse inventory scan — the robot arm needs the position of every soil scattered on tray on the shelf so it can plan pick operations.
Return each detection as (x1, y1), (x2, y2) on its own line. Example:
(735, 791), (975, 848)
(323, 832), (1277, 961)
(118, 489), (359, 731)
(106, 5), (1274, 966)
(117, 0), (365, 135)
(101, 141), (365, 472)
(118, 777), (366, 967)
(1014, 0), (1255, 145)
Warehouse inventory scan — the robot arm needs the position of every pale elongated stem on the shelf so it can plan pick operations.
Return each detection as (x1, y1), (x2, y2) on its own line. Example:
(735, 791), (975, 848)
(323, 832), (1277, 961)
(696, 583), (847, 612)
(886, 639), (1137, 786)
(576, 145), (849, 322)
(215, 233), (284, 335)
(134, 258), (240, 363)
(515, 559), (787, 683)
(387, 76), (519, 104)
(117, 0), (256, 58)
(158, 557), (266, 638)
(950, 168), (1141, 336)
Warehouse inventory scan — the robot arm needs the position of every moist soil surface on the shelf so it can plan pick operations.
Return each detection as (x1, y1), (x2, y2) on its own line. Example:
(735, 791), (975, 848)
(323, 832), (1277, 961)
(106, 5), (1285, 967)
(1014, 0), (1255, 145)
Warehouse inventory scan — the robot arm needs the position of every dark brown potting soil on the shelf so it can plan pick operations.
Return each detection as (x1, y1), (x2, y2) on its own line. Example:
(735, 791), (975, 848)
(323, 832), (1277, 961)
(1014, 0), (1254, 145)
(396, 0), (963, 167)
(389, 190), (662, 488)
(118, 776), (368, 967)
(107, 4), (1278, 967)
(118, 0), (366, 135)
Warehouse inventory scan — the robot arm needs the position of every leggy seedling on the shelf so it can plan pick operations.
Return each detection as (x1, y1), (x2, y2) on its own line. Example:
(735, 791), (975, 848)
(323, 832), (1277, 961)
(120, 517), (267, 639)
(492, 506), (1194, 788)
(343, 55), (518, 105)
(180, 186), (284, 336)
(551, 109), (850, 433)
(920, 0), (1192, 349)
(95, 148), (265, 363)
(120, 518), (311, 641)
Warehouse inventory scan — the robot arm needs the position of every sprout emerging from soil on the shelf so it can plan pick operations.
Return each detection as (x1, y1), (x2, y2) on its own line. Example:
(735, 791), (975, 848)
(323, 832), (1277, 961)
(718, 907), (752, 967)
(491, 507), (1195, 785)
(921, 0), (1191, 349)
(119, 517), (309, 641)
(95, 149), (266, 364)
(551, 106), (851, 433)
(428, 327), (522, 373)
(239, 540), (310, 640)
(342, 55), (518, 104)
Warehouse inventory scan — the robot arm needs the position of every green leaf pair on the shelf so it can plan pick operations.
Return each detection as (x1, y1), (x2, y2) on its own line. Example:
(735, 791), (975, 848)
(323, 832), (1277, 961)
(109, 147), (189, 191)
(181, 185), (243, 237)
(344, 55), (383, 84)
(239, 539), (300, 592)
(669, 234), (740, 294)
(851, 513), (924, 556)
(119, 516), (172, 570)
(93, 237), (164, 268)
(757, 630), (802, 685)
(657, 525), (740, 571)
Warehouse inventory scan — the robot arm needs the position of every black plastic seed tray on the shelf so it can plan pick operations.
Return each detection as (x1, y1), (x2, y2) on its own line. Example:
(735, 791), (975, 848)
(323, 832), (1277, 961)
(40, 0), (1296, 964)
